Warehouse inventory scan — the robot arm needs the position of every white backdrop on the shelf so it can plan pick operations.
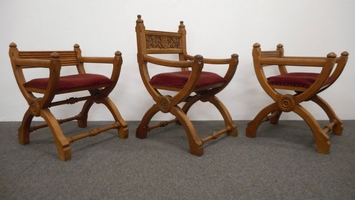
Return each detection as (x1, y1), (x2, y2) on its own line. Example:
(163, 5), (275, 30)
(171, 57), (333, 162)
(1, 0), (354, 121)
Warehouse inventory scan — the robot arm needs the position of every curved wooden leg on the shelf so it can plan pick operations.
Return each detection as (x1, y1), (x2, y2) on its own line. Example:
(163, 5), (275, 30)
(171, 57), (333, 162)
(246, 103), (279, 138)
(136, 104), (160, 139)
(180, 95), (199, 114)
(101, 97), (129, 139)
(293, 105), (330, 154)
(77, 99), (94, 128)
(311, 95), (343, 136)
(18, 108), (34, 145)
(179, 96), (200, 125)
(137, 103), (203, 156)
(207, 96), (238, 136)
(41, 108), (72, 161)
(269, 110), (282, 124)
(171, 106), (204, 156)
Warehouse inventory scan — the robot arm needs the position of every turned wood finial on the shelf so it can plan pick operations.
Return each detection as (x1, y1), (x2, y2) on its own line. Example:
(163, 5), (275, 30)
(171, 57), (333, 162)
(50, 52), (60, 58)
(253, 43), (260, 48)
(137, 15), (143, 23)
(115, 50), (122, 56)
(179, 21), (185, 28)
(327, 52), (336, 58)
(277, 44), (283, 48)
(9, 42), (17, 48)
(194, 54), (203, 62)
(341, 51), (349, 57)
(74, 43), (80, 48)
(231, 54), (239, 58)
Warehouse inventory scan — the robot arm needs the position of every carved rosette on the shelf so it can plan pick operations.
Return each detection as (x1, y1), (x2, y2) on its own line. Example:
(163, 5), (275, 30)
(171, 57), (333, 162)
(29, 99), (41, 116)
(277, 94), (295, 112)
(146, 35), (181, 49)
(158, 95), (172, 113)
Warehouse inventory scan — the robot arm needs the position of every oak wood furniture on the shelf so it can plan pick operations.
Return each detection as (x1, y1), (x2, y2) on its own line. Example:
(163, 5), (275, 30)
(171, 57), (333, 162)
(9, 42), (128, 161)
(246, 43), (348, 153)
(135, 15), (239, 156)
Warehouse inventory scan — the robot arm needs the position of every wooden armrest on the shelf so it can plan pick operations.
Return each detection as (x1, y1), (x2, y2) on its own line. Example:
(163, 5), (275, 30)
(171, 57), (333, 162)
(186, 54), (238, 64)
(144, 55), (194, 68)
(185, 53), (238, 85)
(14, 58), (51, 68)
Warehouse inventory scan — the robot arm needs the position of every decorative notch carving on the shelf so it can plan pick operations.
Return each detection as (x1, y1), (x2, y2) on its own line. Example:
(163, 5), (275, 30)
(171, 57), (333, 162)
(146, 35), (181, 49)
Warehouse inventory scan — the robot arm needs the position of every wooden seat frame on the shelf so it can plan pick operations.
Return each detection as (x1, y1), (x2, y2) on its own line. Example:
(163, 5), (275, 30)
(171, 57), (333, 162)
(135, 15), (239, 156)
(246, 43), (349, 153)
(9, 43), (128, 161)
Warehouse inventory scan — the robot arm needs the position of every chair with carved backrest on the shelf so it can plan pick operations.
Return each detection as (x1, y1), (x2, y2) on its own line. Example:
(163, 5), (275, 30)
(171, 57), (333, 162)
(135, 15), (239, 156)
(9, 42), (128, 161)
(246, 43), (348, 153)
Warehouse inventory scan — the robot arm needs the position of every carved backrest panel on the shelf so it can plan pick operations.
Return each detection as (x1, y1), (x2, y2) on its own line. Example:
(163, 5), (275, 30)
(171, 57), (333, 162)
(145, 30), (183, 54)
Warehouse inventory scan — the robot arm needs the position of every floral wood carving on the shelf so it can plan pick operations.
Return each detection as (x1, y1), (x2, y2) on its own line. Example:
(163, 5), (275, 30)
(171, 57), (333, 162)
(146, 35), (181, 49)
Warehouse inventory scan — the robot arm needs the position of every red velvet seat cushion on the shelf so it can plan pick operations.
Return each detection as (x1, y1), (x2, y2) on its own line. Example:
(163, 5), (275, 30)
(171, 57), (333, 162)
(23, 74), (112, 92)
(267, 72), (334, 88)
(150, 71), (226, 89)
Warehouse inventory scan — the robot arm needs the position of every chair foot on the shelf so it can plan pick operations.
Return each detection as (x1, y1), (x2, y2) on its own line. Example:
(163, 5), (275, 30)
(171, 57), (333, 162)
(189, 145), (204, 156)
(315, 140), (331, 154)
(53, 136), (72, 161)
(246, 121), (258, 138)
(57, 145), (72, 161)
(227, 127), (238, 137)
(77, 117), (88, 128)
(332, 122), (343, 136)
(18, 130), (30, 145)
(136, 124), (149, 139)
(118, 125), (129, 139)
